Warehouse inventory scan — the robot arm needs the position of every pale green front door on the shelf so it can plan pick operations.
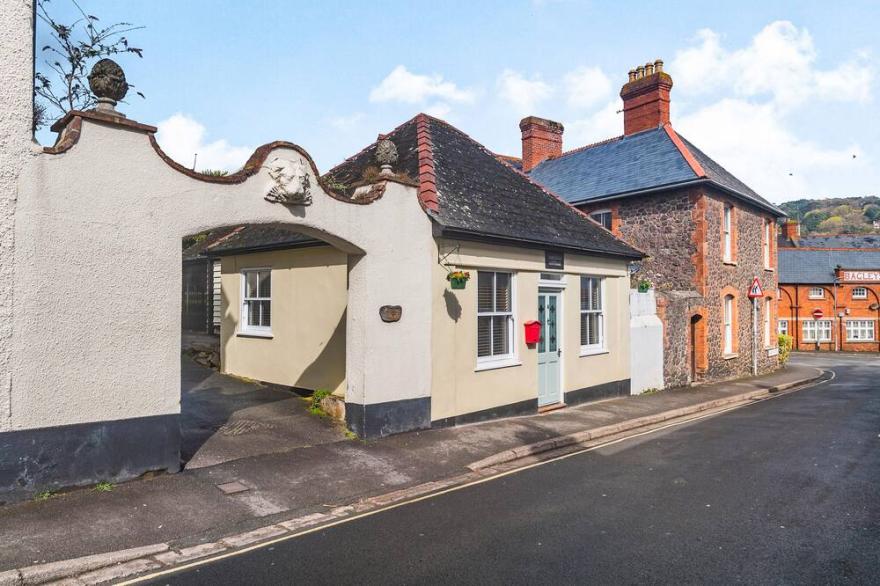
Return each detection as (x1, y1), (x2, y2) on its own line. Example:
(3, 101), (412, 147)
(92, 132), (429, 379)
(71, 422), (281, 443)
(537, 291), (562, 406)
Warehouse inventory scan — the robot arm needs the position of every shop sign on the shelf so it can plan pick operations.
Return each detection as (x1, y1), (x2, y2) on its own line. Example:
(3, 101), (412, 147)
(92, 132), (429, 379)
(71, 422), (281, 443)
(840, 270), (880, 283)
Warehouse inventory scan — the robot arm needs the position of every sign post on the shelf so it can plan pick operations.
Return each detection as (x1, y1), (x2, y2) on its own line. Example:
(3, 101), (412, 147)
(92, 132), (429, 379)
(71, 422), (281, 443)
(748, 277), (764, 376)
(812, 308), (824, 351)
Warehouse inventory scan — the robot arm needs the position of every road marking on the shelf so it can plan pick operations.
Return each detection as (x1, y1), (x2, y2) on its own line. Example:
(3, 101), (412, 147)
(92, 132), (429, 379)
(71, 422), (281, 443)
(121, 369), (833, 585)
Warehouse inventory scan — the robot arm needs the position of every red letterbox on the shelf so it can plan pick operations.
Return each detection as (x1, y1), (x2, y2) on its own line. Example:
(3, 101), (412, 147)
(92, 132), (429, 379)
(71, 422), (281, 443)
(524, 320), (541, 345)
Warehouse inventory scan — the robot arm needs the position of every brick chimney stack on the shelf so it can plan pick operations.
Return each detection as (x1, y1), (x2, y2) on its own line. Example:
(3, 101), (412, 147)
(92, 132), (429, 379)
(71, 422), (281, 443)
(620, 59), (673, 135)
(782, 219), (800, 242)
(520, 116), (564, 173)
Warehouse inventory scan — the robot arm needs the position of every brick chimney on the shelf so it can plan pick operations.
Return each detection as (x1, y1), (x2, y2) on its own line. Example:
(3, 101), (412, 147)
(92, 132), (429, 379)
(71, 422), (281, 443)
(782, 219), (800, 242)
(620, 59), (673, 135)
(520, 116), (564, 173)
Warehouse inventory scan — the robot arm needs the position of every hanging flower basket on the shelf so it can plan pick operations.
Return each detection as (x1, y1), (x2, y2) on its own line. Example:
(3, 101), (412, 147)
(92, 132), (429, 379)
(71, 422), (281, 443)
(637, 278), (653, 293)
(447, 270), (471, 290)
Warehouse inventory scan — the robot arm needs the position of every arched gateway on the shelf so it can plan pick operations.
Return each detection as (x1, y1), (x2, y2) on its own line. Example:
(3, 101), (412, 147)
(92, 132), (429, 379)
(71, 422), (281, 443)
(1, 1), (642, 500)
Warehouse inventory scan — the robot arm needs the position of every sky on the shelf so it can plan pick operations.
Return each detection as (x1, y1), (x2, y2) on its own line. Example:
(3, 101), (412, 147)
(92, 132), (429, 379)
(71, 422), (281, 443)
(34, 0), (878, 203)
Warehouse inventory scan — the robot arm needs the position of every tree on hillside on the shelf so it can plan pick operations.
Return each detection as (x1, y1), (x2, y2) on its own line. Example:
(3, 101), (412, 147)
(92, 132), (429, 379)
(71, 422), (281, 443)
(33, 0), (144, 131)
(817, 216), (844, 234)
(802, 210), (830, 233)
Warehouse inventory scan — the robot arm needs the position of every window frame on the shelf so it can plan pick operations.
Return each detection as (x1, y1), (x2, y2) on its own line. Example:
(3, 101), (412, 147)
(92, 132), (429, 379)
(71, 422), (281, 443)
(589, 209), (613, 231)
(722, 204), (733, 263)
(845, 319), (875, 342)
(778, 319), (789, 336)
(580, 276), (606, 355)
(803, 319), (832, 342)
(240, 267), (272, 336)
(852, 287), (868, 300)
(475, 270), (517, 368)
(763, 297), (772, 348)
(763, 218), (772, 270)
(808, 287), (825, 300)
(723, 294), (735, 355)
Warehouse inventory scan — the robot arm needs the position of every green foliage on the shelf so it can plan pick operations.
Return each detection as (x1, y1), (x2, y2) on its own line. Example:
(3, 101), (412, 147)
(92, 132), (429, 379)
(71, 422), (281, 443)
(34, 489), (56, 501)
(780, 196), (880, 235)
(778, 334), (793, 366)
(309, 389), (332, 416)
(34, 0), (145, 129)
(201, 169), (229, 177)
(94, 481), (114, 492)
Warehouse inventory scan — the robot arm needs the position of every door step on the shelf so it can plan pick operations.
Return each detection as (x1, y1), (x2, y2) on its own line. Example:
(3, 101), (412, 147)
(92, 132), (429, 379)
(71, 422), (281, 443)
(538, 403), (566, 414)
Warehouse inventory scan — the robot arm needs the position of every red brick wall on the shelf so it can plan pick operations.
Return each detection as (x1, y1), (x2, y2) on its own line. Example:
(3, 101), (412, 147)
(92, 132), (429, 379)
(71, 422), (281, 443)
(778, 283), (880, 352)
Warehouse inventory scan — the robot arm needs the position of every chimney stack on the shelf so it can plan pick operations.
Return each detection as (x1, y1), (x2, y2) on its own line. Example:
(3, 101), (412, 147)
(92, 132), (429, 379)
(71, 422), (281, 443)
(519, 116), (564, 173)
(620, 58), (672, 135)
(782, 219), (800, 242)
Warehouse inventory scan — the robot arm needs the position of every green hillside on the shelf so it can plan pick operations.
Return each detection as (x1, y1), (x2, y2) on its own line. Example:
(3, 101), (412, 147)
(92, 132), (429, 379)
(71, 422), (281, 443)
(779, 196), (880, 235)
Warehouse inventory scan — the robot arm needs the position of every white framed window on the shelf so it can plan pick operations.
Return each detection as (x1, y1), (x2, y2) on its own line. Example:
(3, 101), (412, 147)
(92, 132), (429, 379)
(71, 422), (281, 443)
(852, 287), (868, 300)
(590, 210), (613, 231)
(722, 204), (733, 262)
(778, 319), (789, 336)
(241, 268), (271, 334)
(846, 320), (875, 342)
(763, 219), (772, 269)
(763, 297), (772, 347)
(723, 294), (735, 354)
(477, 271), (515, 364)
(808, 287), (824, 299)
(580, 276), (605, 352)
(803, 320), (832, 342)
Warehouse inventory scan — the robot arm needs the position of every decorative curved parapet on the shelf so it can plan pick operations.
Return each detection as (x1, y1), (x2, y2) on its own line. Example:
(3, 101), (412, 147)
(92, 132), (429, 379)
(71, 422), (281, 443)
(40, 109), (415, 206)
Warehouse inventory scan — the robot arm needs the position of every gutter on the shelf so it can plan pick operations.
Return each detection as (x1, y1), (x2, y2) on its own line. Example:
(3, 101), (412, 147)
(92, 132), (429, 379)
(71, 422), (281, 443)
(438, 226), (645, 261)
(568, 178), (786, 218)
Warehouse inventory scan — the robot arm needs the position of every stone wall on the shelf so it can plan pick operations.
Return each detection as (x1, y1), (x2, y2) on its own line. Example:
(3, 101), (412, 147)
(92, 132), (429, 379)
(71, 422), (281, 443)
(581, 186), (779, 388)
(702, 189), (778, 380)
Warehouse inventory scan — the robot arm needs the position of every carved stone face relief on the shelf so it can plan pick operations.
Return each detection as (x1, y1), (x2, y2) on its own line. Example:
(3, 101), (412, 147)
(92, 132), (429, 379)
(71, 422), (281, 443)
(264, 156), (312, 206)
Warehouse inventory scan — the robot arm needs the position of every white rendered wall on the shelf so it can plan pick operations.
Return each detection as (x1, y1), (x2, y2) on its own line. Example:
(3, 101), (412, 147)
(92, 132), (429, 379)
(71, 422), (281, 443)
(629, 289), (665, 393)
(0, 0), (37, 431)
(11, 118), (434, 430)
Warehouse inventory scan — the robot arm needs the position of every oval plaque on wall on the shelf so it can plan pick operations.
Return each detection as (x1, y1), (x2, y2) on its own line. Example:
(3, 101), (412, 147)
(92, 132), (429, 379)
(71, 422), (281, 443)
(379, 305), (402, 323)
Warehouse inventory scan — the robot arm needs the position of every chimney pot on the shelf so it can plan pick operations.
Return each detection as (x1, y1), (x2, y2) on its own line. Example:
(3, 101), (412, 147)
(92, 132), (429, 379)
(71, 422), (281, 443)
(519, 116), (564, 173)
(628, 69), (636, 82)
(620, 58), (673, 135)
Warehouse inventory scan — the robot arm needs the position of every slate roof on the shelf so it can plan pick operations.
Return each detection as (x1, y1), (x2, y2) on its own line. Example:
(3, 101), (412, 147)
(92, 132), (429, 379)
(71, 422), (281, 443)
(781, 234), (880, 249)
(327, 114), (643, 259)
(182, 227), (240, 261)
(527, 125), (784, 217)
(204, 224), (322, 256)
(779, 248), (880, 283)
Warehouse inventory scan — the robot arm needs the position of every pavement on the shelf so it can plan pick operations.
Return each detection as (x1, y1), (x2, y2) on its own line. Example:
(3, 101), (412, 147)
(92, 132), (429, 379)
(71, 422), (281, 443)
(147, 352), (879, 585)
(0, 357), (823, 583)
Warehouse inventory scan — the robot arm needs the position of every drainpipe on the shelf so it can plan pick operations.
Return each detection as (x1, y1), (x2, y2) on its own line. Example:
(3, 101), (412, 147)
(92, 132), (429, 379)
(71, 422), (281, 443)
(794, 285), (800, 350)
(832, 280), (839, 352)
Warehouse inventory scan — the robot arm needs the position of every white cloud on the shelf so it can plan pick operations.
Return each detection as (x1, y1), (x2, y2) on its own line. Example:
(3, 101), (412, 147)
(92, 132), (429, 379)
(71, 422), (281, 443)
(672, 21), (873, 107)
(677, 99), (864, 200)
(425, 102), (452, 118)
(566, 99), (622, 145)
(563, 66), (612, 109)
(497, 69), (554, 115)
(329, 112), (364, 131)
(369, 65), (474, 104)
(155, 113), (252, 172)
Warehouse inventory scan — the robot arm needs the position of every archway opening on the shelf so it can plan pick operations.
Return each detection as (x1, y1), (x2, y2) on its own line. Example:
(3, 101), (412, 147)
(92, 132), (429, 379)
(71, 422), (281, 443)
(179, 222), (352, 468)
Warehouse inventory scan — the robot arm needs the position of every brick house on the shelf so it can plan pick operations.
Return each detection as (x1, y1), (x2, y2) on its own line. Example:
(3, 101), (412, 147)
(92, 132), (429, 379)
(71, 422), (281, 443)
(778, 222), (880, 352)
(513, 61), (786, 387)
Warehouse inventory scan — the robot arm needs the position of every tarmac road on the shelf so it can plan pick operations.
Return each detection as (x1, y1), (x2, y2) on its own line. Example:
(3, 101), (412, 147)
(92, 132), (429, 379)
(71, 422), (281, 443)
(143, 353), (880, 585)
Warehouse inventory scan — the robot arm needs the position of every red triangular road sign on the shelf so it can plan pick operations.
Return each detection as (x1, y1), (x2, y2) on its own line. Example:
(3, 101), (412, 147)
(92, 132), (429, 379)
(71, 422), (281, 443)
(748, 277), (764, 299)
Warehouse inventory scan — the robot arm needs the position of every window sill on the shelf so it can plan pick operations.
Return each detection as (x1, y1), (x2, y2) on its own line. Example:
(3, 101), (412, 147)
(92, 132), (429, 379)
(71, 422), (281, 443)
(722, 352), (739, 360)
(722, 260), (738, 266)
(763, 267), (775, 272)
(237, 331), (273, 339)
(579, 348), (609, 357)
(475, 359), (521, 372)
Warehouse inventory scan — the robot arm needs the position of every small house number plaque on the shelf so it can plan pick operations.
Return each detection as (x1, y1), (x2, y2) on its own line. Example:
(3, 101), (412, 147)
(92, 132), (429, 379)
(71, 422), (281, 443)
(379, 305), (402, 323)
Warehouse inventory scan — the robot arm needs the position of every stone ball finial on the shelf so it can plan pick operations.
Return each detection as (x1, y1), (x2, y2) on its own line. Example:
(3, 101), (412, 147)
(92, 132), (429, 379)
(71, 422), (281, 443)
(88, 59), (128, 113)
(376, 138), (398, 177)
